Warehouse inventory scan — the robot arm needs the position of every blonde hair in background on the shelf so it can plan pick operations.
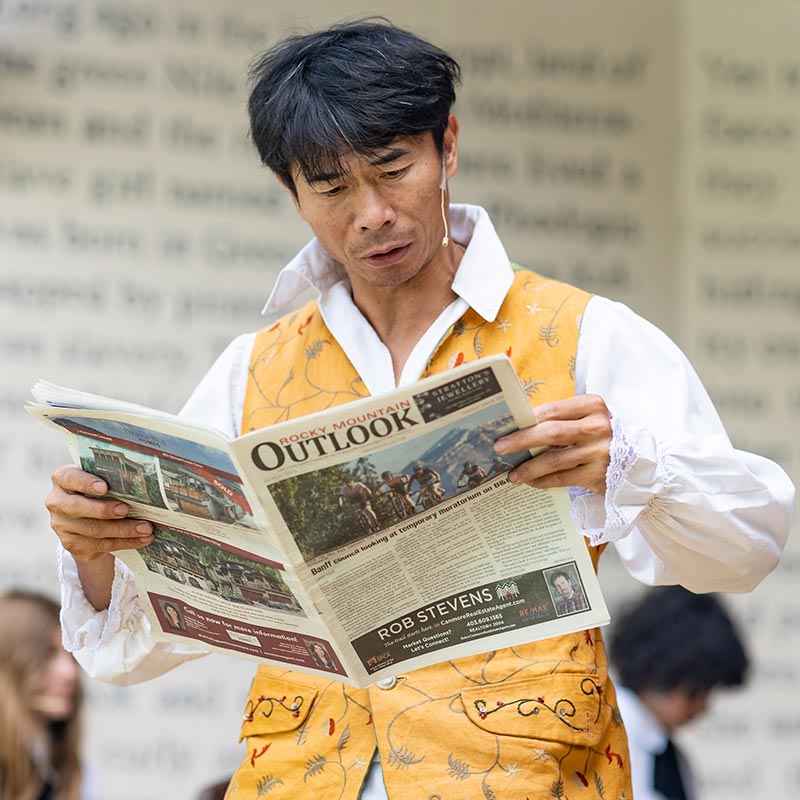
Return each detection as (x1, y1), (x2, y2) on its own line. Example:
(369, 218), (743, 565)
(0, 591), (83, 800)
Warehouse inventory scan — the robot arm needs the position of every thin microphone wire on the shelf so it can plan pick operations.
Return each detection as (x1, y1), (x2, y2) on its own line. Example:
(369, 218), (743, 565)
(440, 158), (449, 247)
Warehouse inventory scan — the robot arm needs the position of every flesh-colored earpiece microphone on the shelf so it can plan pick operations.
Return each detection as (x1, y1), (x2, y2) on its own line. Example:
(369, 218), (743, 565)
(439, 158), (449, 247)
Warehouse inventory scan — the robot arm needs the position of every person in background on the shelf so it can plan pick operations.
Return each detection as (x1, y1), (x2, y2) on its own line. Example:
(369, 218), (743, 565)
(195, 778), (231, 800)
(608, 586), (749, 800)
(0, 589), (96, 800)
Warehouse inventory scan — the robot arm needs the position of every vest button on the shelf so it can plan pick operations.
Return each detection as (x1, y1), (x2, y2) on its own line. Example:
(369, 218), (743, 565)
(376, 676), (397, 690)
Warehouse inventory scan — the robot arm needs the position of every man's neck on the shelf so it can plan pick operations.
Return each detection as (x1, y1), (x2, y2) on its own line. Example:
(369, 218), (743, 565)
(351, 243), (465, 382)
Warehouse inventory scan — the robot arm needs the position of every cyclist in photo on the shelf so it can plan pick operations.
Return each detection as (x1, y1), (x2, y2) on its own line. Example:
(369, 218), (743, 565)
(486, 454), (514, 478)
(409, 463), (445, 505)
(337, 477), (379, 530)
(378, 470), (417, 516)
(457, 460), (486, 490)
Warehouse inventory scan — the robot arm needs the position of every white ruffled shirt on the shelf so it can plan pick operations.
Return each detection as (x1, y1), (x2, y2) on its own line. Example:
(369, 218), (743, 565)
(58, 204), (793, 797)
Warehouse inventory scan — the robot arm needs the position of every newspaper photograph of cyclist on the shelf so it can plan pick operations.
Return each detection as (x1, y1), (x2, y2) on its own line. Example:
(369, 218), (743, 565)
(268, 399), (530, 562)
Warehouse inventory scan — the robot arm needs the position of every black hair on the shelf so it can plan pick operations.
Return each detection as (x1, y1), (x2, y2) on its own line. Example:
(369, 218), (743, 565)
(608, 586), (749, 697)
(248, 19), (461, 195)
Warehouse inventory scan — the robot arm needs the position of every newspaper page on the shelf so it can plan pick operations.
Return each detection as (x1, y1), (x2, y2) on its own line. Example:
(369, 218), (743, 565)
(231, 355), (610, 686)
(26, 399), (350, 678)
(29, 355), (609, 687)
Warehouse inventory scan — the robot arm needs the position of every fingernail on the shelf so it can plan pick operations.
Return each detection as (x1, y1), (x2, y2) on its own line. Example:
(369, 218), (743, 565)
(113, 504), (128, 517)
(138, 536), (154, 545)
(494, 439), (508, 454)
(92, 480), (107, 493)
(508, 470), (518, 483)
(135, 522), (152, 535)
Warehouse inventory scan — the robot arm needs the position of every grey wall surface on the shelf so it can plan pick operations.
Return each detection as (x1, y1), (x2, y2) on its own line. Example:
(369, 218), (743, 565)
(1, 1), (797, 797)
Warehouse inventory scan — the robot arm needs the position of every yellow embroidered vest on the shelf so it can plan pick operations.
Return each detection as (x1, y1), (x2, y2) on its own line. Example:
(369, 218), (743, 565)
(225, 270), (631, 800)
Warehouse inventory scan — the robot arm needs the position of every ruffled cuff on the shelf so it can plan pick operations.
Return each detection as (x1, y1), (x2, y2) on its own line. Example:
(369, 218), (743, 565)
(59, 548), (144, 652)
(569, 419), (665, 546)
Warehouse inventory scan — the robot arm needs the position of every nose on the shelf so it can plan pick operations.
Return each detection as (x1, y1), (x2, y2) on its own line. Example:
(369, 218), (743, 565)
(353, 183), (396, 232)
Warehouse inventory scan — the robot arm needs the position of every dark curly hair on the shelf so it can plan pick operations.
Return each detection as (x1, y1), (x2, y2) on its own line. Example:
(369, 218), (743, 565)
(608, 586), (749, 696)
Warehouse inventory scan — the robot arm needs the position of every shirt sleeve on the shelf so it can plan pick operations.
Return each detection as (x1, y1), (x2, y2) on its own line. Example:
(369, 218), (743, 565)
(58, 333), (257, 683)
(572, 296), (794, 593)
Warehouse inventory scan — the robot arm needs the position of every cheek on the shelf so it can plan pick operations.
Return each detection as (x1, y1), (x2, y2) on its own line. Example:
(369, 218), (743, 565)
(44, 651), (80, 689)
(304, 210), (348, 253)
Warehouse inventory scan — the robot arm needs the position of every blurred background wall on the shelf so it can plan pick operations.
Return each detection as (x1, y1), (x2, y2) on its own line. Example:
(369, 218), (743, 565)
(0, 0), (797, 797)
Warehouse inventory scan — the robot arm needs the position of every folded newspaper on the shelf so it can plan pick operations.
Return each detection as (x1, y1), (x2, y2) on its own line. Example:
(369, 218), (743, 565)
(28, 355), (609, 687)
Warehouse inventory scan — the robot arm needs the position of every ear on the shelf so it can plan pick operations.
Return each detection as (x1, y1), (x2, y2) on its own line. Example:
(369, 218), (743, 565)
(443, 113), (459, 182)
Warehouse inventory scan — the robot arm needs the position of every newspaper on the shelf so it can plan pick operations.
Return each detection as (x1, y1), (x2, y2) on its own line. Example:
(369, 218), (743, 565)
(28, 355), (609, 687)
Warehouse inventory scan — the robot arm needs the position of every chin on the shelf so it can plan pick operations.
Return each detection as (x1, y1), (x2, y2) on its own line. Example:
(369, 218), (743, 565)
(34, 695), (75, 722)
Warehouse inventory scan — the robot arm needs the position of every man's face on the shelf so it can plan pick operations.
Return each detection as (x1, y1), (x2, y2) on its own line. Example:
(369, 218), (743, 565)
(643, 688), (710, 732)
(553, 575), (575, 599)
(290, 116), (459, 296)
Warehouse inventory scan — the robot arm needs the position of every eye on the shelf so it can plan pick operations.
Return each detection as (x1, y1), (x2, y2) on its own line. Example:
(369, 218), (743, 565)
(382, 165), (410, 180)
(320, 185), (344, 197)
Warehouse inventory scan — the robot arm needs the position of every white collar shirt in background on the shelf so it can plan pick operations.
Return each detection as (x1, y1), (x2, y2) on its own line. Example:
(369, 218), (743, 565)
(616, 686), (697, 800)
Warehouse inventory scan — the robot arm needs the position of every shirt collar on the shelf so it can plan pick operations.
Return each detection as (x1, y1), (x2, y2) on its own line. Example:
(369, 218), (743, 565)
(261, 204), (513, 323)
(616, 686), (670, 754)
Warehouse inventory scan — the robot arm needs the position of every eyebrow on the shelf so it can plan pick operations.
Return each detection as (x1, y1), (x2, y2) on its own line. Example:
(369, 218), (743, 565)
(305, 147), (410, 186)
(307, 169), (345, 186)
(368, 147), (409, 167)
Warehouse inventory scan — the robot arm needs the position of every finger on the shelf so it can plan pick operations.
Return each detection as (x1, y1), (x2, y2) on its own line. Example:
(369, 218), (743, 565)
(512, 462), (607, 494)
(47, 484), (131, 523)
(51, 464), (109, 496)
(51, 513), (153, 547)
(532, 394), (609, 424)
(60, 531), (155, 562)
(508, 441), (609, 493)
(496, 414), (610, 455)
(496, 395), (611, 454)
(79, 515), (154, 540)
(511, 441), (608, 482)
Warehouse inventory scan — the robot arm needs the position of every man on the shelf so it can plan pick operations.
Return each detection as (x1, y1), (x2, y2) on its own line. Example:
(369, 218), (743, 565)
(377, 470), (416, 516)
(408, 462), (445, 505)
(549, 569), (589, 615)
(45, 20), (792, 800)
(457, 460), (486, 490)
(337, 476), (379, 531)
(486, 454), (513, 478)
(608, 587), (749, 800)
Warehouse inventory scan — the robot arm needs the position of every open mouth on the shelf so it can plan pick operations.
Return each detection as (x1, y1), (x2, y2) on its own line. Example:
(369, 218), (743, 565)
(363, 243), (411, 267)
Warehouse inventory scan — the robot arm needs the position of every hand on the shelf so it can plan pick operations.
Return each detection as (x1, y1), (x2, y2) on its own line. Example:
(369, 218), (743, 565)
(46, 465), (154, 563)
(493, 395), (612, 494)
